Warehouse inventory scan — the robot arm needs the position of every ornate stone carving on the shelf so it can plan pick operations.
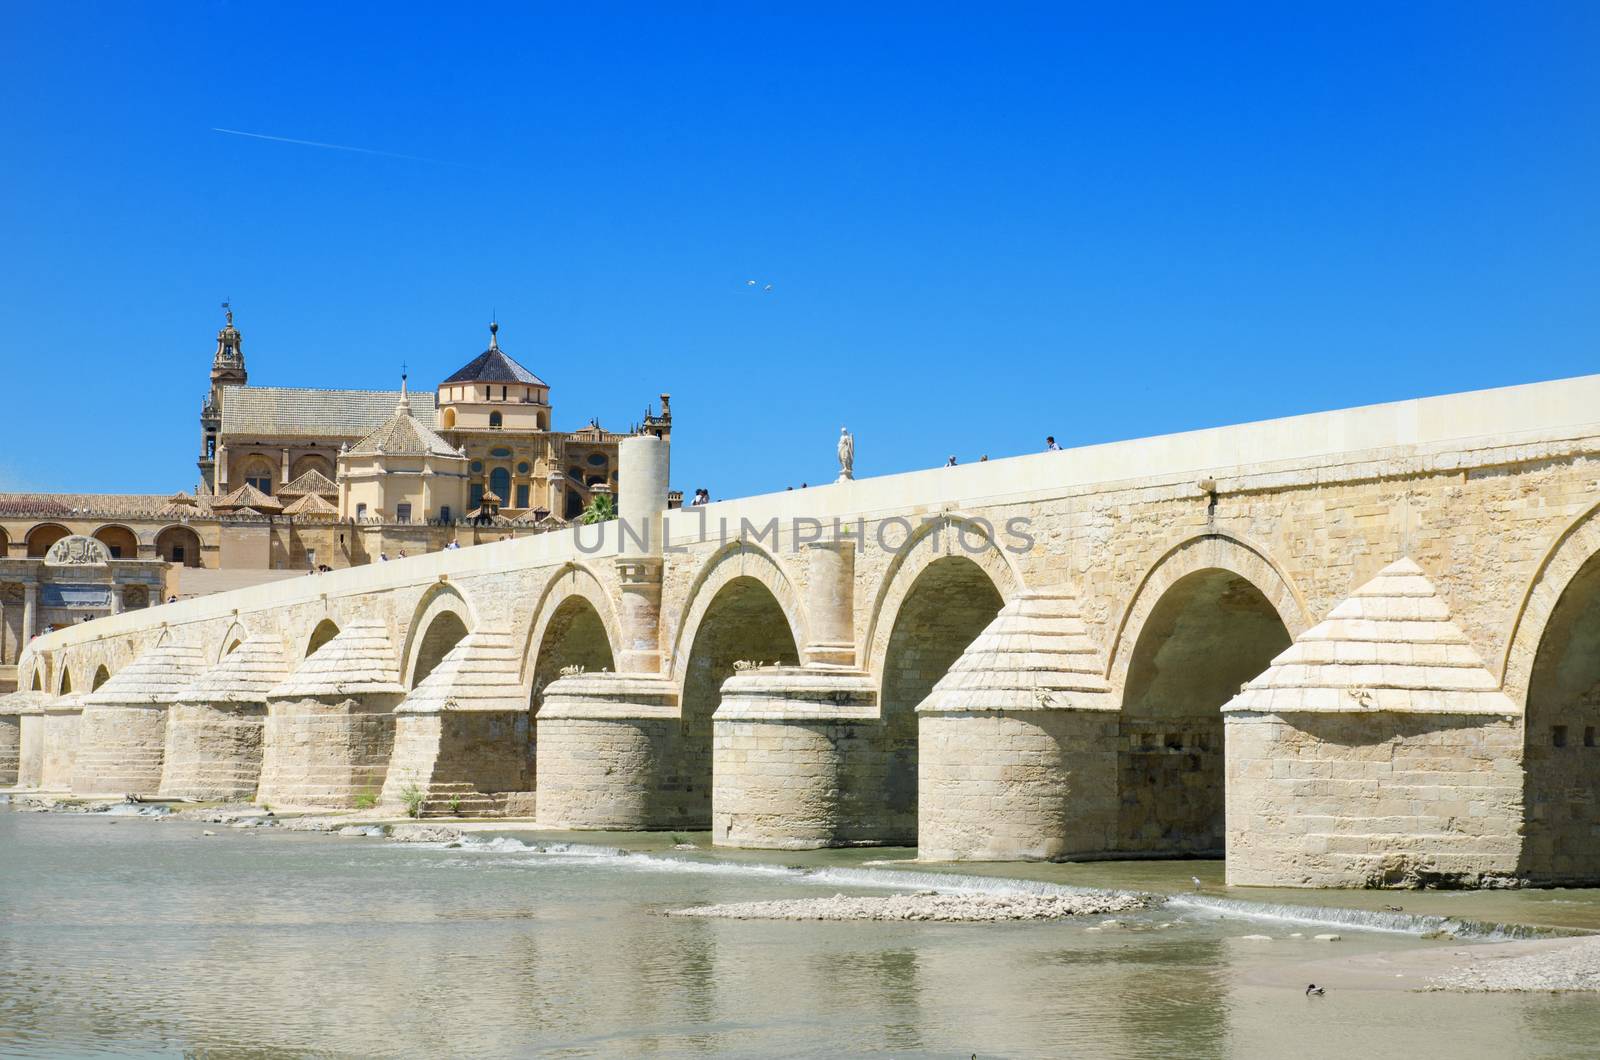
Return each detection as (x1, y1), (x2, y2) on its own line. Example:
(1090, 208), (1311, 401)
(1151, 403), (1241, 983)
(44, 535), (111, 567)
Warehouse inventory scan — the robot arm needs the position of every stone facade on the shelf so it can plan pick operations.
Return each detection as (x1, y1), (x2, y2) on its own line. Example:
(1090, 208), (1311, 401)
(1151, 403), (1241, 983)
(13, 373), (1600, 888)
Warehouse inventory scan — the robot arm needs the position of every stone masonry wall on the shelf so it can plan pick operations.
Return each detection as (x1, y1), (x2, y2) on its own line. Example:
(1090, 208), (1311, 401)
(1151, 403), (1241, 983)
(1225, 711), (1524, 887)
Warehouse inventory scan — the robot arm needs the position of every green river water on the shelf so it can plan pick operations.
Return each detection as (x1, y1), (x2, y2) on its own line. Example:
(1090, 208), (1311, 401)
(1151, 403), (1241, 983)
(3, 807), (1599, 1058)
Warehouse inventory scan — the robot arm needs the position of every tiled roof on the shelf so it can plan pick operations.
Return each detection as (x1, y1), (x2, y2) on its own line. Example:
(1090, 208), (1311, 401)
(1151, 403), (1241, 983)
(0, 493), (197, 518)
(443, 347), (548, 386)
(281, 493), (339, 517)
(278, 469), (338, 498)
(214, 483), (283, 511)
(348, 401), (461, 458)
(221, 385), (437, 438)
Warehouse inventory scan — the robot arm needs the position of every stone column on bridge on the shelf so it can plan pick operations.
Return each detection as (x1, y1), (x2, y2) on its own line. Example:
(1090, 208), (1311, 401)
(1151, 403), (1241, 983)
(39, 694), (82, 791)
(537, 435), (684, 829)
(159, 634), (288, 801)
(381, 630), (533, 817)
(1222, 558), (1522, 889)
(72, 641), (206, 796)
(710, 536), (886, 849)
(801, 539), (855, 668)
(916, 589), (1118, 861)
(257, 620), (406, 810)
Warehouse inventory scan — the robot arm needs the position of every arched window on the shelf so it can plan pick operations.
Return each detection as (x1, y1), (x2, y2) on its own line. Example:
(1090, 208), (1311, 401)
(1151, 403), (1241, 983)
(489, 411), (503, 429)
(489, 467), (511, 501)
(440, 408), (457, 429)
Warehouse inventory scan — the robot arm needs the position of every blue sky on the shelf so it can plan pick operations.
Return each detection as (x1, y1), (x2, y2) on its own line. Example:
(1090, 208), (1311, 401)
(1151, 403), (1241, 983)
(2, 4), (1597, 498)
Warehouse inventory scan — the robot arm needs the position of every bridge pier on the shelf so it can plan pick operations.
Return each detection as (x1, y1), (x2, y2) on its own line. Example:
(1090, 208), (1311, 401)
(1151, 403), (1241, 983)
(917, 591), (1119, 861)
(159, 635), (287, 801)
(72, 642), (204, 796)
(1223, 559), (1523, 888)
(40, 695), (81, 790)
(2, 692), (50, 788)
(711, 667), (880, 848)
(257, 621), (405, 810)
(710, 538), (899, 848)
(535, 673), (682, 828)
(382, 630), (533, 817)
(0, 702), (19, 786)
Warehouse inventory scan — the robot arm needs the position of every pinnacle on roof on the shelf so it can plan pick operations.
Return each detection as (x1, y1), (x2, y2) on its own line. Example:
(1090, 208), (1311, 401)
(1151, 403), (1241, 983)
(1225, 557), (1517, 716)
(441, 322), (549, 387)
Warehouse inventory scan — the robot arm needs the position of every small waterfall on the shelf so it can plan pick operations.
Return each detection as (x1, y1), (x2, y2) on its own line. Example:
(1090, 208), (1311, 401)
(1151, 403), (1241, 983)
(1166, 893), (1574, 941)
(422, 837), (1584, 940)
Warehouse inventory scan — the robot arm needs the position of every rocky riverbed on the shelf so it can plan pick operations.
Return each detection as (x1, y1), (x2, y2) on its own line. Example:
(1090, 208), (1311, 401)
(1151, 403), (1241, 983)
(1428, 935), (1600, 992)
(668, 890), (1154, 922)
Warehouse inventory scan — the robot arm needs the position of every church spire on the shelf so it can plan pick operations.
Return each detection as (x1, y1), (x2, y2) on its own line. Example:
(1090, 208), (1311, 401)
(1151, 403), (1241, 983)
(396, 371), (411, 415)
(214, 301), (244, 368)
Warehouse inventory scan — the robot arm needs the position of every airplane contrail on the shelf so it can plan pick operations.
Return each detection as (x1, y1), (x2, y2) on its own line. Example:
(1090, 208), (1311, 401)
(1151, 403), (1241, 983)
(211, 127), (466, 167)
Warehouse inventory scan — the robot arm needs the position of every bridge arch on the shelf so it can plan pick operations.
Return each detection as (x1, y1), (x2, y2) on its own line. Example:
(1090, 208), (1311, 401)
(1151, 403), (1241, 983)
(26, 523), (71, 558)
(522, 563), (620, 713)
(676, 564), (802, 828)
(400, 584), (477, 689)
(1502, 501), (1600, 881)
(300, 618), (342, 660)
(668, 541), (807, 681)
(1108, 532), (1306, 856)
(863, 513), (1022, 679)
(56, 659), (74, 696)
(865, 520), (1016, 842)
(216, 621), (250, 663)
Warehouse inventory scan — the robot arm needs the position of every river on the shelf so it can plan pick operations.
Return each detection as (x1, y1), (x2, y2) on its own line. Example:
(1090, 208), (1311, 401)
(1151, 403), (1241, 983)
(2, 807), (1599, 1058)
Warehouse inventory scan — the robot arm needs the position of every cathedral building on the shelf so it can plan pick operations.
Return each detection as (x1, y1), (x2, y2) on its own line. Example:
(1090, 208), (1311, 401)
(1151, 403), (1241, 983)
(200, 309), (671, 524)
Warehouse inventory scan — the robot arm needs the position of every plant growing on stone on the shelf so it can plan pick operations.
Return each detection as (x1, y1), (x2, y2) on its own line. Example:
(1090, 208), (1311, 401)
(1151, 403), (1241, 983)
(447, 794), (462, 816)
(400, 785), (425, 819)
(353, 793), (377, 810)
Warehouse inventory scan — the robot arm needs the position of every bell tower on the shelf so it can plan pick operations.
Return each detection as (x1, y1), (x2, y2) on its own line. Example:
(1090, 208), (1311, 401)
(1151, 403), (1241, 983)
(197, 302), (247, 494)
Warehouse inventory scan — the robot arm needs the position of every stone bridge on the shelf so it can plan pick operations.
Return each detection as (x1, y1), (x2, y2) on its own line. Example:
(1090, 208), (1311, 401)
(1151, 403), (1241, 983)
(7, 374), (1600, 889)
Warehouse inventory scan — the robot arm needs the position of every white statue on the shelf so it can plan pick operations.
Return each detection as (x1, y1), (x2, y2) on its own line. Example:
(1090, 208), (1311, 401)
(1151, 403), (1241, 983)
(837, 427), (854, 481)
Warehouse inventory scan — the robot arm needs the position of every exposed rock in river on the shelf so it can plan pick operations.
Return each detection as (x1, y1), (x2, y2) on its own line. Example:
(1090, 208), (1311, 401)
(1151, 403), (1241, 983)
(668, 891), (1153, 923)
